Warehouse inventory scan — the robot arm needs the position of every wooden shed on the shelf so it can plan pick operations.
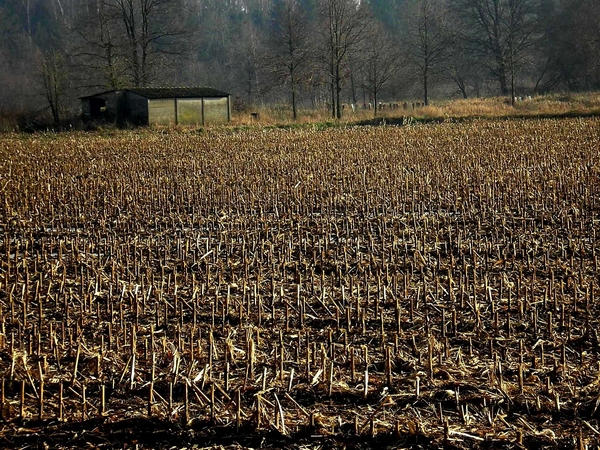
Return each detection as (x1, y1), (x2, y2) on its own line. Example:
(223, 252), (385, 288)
(81, 87), (231, 126)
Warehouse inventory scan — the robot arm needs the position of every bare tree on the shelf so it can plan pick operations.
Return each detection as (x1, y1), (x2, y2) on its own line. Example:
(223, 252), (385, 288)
(319, 0), (370, 119)
(405, 0), (451, 106)
(112, 0), (188, 86)
(39, 48), (68, 126)
(21, 0), (33, 44)
(266, 0), (311, 119)
(450, 0), (542, 98)
(73, 0), (188, 89)
(541, 0), (600, 92)
(447, 45), (484, 98)
(236, 19), (267, 106)
(446, 11), (485, 100)
(72, 0), (127, 90)
(360, 23), (400, 115)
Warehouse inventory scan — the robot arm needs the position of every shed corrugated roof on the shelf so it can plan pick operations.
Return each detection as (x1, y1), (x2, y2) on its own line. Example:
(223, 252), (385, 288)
(80, 87), (230, 100)
(80, 89), (124, 99)
(127, 87), (229, 99)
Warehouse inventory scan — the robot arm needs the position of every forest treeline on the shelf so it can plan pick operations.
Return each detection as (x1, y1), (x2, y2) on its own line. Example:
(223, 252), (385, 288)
(1, 0), (599, 125)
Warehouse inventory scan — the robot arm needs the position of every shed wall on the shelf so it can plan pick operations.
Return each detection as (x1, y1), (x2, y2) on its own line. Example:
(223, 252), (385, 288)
(203, 97), (229, 124)
(176, 99), (203, 125)
(126, 92), (149, 125)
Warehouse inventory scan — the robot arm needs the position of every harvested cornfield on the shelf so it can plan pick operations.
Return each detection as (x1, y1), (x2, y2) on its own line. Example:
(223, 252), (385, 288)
(0, 118), (599, 449)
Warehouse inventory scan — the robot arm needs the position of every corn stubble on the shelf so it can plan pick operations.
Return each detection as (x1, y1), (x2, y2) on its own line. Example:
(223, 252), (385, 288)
(0, 118), (599, 448)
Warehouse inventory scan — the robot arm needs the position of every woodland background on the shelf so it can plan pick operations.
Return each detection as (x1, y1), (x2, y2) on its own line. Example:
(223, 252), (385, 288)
(1, 0), (599, 125)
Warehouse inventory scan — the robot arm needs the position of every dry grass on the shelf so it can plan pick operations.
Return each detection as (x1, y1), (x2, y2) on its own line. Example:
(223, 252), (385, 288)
(230, 92), (600, 127)
(230, 104), (376, 126)
(425, 92), (600, 118)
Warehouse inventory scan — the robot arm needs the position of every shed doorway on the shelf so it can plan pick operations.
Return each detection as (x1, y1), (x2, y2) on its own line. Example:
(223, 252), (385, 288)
(89, 98), (107, 119)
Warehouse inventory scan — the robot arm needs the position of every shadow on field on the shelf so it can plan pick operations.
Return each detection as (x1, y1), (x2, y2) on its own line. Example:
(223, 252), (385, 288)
(0, 416), (577, 449)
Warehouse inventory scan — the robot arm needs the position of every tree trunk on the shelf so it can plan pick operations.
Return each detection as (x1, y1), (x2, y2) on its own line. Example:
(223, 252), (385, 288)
(423, 67), (429, 106)
(335, 64), (342, 120)
(349, 57), (358, 106)
(42, 52), (63, 127)
(24, 0), (32, 44)
(374, 90), (378, 116)
(496, 57), (509, 96)
(362, 83), (367, 109)
(330, 57), (336, 119)
(331, 83), (336, 118)
(454, 71), (468, 99)
(510, 42), (516, 106)
(291, 70), (297, 120)
(510, 65), (515, 106)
